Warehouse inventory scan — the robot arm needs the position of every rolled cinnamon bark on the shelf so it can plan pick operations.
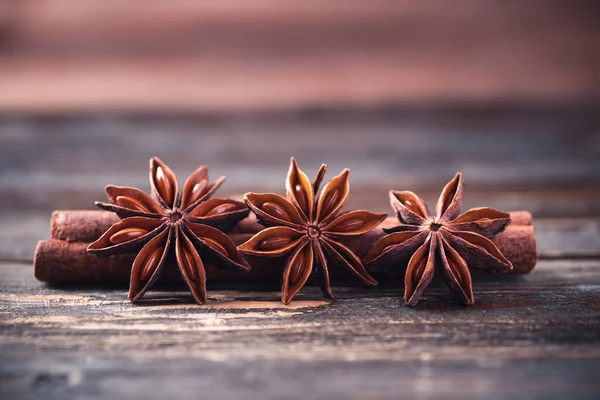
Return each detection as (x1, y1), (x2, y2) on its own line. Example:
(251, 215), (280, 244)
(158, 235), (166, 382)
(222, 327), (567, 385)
(35, 211), (537, 284)
(51, 210), (119, 242)
(505, 210), (533, 226)
(491, 225), (537, 274)
(341, 214), (536, 275)
(35, 239), (134, 284)
(50, 209), (262, 242)
(51, 210), (532, 241)
(33, 236), (277, 285)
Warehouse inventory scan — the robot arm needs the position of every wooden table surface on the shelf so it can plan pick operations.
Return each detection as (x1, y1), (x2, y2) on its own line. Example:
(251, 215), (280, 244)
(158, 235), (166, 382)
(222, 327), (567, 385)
(1, 107), (599, 399)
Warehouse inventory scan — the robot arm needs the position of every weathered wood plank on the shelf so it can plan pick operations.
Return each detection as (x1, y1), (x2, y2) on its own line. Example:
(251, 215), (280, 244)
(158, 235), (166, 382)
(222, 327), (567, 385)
(1, 259), (599, 399)
(1, 108), (598, 214)
(0, 357), (599, 400)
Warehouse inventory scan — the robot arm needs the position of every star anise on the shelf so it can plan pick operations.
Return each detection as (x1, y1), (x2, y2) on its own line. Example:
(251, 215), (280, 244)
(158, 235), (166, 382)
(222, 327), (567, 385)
(238, 158), (387, 304)
(88, 157), (250, 304)
(363, 173), (513, 306)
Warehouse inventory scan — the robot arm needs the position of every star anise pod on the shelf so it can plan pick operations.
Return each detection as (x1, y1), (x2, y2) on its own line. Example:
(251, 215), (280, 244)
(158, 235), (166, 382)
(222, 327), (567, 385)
(238, 158), (387, 304)
(88, 157), (250, 304)
(363, 173), (513, 306)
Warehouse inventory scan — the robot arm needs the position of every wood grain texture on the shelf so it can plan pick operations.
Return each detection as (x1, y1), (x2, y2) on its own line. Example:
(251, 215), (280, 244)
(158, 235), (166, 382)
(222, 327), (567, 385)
(1, 259), (599, 399)
(1, 107), (598, 215)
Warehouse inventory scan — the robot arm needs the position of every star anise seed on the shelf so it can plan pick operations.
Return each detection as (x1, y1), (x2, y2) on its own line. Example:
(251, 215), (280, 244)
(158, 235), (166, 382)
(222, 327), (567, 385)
(238, 158), (387, 304)
(363, 173), (513, 306)
(88, 157), (250, 304)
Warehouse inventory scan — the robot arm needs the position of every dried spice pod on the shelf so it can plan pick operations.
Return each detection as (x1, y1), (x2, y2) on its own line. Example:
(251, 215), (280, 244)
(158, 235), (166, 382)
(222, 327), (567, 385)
(88, 157), (250, 304)
(364, 173), (513, 306)
(238, 158), (387, 304)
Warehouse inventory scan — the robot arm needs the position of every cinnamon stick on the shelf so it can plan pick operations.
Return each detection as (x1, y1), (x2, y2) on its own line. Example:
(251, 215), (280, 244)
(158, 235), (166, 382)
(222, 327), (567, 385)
(36, 210), (537, 284)
(50, 210), (532, 241)
(34, 236), (277, 285)
(51, 210), (119, 242)
(50, 209), (261, 242)
(342, 218), (536, 272)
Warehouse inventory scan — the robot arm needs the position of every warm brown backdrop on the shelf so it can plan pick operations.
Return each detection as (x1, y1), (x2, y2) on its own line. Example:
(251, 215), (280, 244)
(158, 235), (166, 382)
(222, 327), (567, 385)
(0, 0), (598, 113)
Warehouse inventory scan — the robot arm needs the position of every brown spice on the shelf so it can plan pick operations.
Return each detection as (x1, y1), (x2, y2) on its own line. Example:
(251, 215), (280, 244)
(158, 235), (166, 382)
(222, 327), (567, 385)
(87, 157), (250, 304)
(364, 173), (514, 306)
(238, 158), (387, 304)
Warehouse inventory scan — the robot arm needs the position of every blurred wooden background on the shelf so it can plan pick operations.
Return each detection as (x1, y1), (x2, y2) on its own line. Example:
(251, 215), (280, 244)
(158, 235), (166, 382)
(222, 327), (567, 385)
(0, 0), (598, 113)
